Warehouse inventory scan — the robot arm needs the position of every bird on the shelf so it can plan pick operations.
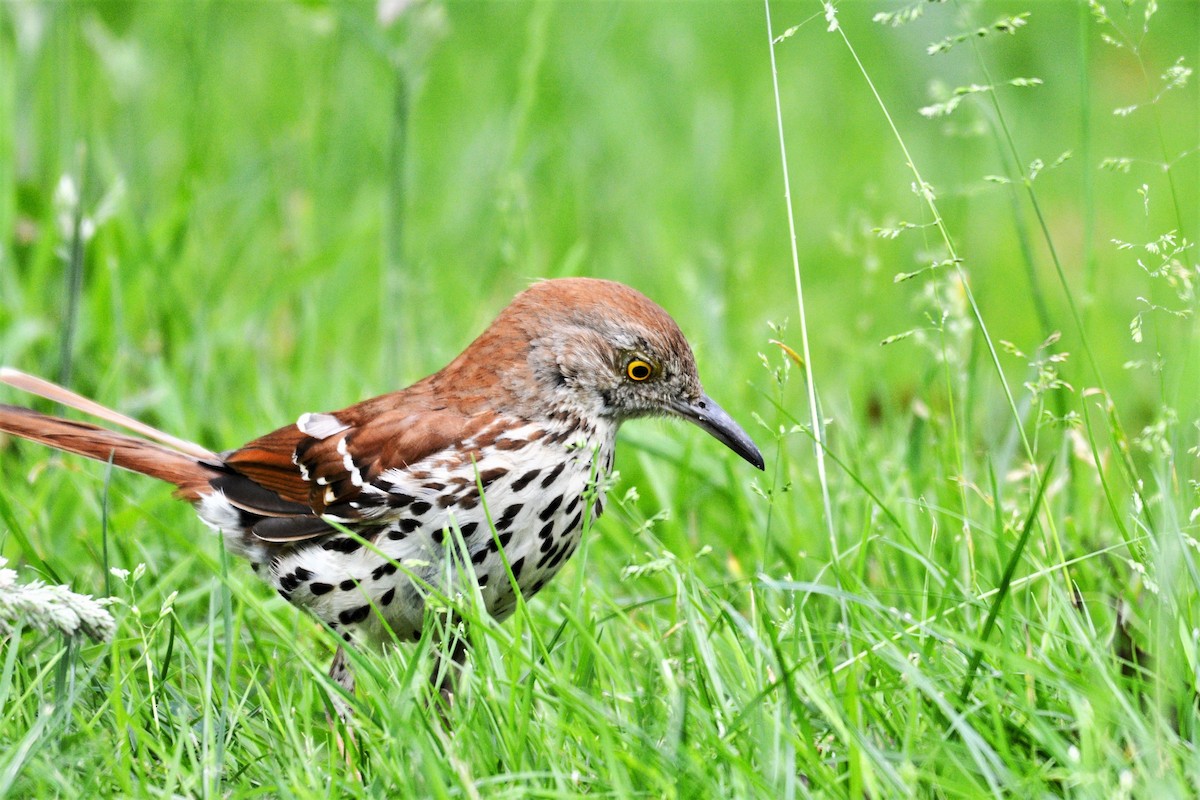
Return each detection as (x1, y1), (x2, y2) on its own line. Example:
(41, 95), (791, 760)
(0, 277), (764, 704)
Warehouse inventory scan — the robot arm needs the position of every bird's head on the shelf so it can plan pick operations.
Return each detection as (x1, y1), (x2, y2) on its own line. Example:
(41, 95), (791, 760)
(479, 278), (764, 470)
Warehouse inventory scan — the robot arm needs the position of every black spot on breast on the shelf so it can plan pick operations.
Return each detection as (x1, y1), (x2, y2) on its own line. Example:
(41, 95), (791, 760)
(372, 562), (398, 581)
(564, 495), (580, 516)
(496, 503), (523, 531)
(539, 496), (563, 522)
(279, 573), (301, 592)
(310, 582), (333, 595)
(338, 605), (371, 625)
(339, 579), (358, 591)
(540, 463), (565, 489)
(432, 528), (444, 544)
(477, 572), (490, 587)
(388, 493), (415, 508)
(512, 469), (541, 492)
(479, 467), (508, 487)
(460, 522), (479, 538)
(540, 535), (555, 553)
(294, 567), (313, 581)
(400, 518), (420, 534)
(547, 540), (574, 570)
(593, 497), (604, 519)
(471, 549), (488, 565)
(510, 556), (526, 580)
(410, 501), (432, 516)
(277, 588), (292, 601)
(380, 587), (395, 606)
(537, 520), (555, 540)
(565, 511), (583, 535)
(498, 530), (513, 548)
(322, 538), (362, 554)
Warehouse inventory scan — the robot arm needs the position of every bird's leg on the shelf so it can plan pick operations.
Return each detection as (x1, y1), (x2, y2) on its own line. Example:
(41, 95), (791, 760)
(326, 646), (359, 765)
(431, 626), (469, 726)
(328, 645), (357, 714)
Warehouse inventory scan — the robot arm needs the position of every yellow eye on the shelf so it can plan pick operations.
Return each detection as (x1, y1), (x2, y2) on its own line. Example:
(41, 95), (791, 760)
(626, 359), (654, 381)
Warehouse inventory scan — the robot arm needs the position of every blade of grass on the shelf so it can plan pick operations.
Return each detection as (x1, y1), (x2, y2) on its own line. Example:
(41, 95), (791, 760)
(763, 0), (838, 563)
(959, 455), (1056, 703)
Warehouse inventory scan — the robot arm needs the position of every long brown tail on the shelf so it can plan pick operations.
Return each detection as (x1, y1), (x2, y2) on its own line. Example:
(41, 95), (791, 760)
(0, 370), (221, 501)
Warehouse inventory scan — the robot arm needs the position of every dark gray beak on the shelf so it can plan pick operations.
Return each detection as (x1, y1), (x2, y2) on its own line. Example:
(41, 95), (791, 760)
(670, 393), (765, 470)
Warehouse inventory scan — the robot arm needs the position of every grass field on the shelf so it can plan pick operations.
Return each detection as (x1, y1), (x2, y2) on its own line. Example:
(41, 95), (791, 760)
(2, 1), (1200, 796)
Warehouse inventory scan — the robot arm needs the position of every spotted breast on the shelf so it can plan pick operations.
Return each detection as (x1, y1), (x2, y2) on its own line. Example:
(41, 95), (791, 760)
(250, 413), (616, 644)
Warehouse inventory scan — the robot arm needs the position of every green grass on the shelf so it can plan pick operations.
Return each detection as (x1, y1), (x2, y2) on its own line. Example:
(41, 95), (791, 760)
(2, 0), (1199, 796)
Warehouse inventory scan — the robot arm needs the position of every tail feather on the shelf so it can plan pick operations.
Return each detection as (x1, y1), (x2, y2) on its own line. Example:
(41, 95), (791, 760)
(0, 404), (219, 500)
(0, 368), (218, 461)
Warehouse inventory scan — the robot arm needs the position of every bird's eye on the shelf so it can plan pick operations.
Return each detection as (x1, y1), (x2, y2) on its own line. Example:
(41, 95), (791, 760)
(626, 359), (654, 382)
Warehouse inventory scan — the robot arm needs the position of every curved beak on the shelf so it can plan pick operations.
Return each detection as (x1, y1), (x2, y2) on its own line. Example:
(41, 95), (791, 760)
(670, 393), (765, 470)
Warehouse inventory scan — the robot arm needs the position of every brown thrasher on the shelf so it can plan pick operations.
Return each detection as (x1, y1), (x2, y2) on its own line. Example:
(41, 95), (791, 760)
(0, 278), (763, 701)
